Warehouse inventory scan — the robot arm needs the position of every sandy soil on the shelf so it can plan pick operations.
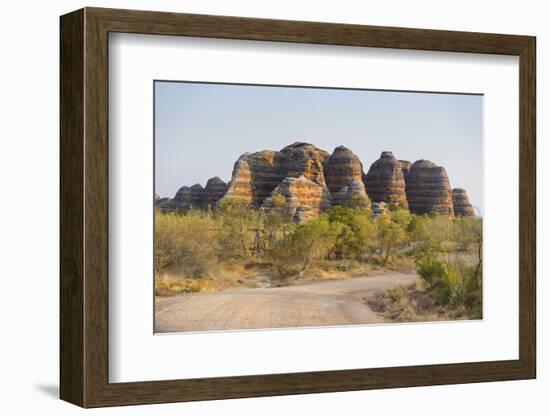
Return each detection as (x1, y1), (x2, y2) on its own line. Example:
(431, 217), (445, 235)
(155, 273), (418, 333)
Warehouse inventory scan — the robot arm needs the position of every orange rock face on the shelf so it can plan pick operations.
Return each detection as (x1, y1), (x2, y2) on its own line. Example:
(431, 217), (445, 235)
(262, 176), (330, 222)
(280, 142), (330, 188)
(222, 142), (329, 206)
(223, 157), (255, 204)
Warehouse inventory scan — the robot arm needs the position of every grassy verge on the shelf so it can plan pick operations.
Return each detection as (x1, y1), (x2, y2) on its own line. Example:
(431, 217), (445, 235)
(155, 256), (415, 296)
(367, 245), (482, 322)
(367, 281), (481, 322)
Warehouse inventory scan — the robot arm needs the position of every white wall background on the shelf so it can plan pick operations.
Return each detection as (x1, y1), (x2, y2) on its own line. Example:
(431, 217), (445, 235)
(0, 0), (545, 414)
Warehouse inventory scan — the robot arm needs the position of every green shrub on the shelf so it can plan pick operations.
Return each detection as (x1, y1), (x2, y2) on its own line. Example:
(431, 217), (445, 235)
(437, 264), (465, 306)
(270, 217), (341, 275)
(376, 216), (406, 265)
(416, 256), (446, 288)
(327, 206), (377, 260)
(216, 197), (259, 258)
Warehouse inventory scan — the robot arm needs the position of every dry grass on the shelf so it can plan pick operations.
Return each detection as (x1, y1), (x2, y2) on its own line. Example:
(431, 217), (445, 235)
(156, 262), (266, 296)
(156, 255), (419, 296)
(367, 252), (416, 274)
(367, 281), (481, 323)
(155, 274), (213, 296)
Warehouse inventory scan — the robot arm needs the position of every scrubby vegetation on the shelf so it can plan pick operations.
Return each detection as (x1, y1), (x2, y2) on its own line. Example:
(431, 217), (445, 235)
(367, 215), (483, 321)
(155, 197), (482, 323)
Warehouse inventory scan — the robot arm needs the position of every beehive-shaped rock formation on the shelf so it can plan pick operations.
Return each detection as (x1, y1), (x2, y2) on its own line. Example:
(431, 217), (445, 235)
(452, 188), (475, 217)
(203, 177), (228, 209)
(189, 184), (206, 208)
(325, 146), (364, 195)
(280, 142), (330, 188)
(158, 142), (476, 222)
(222, 142), (329, 206)
(406, 160), (454, 216)
(364, 151), (408, 208)
(157, 186), (193, 212)
(262, 176), (330, 222)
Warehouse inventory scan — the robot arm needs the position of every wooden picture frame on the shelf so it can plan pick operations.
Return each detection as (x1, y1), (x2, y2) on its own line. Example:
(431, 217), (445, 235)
(60, 7), (536, 408)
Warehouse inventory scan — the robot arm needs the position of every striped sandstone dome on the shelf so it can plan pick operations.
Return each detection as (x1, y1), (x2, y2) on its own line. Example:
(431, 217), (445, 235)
(158, 142), (475, 221)
(452, 188), (475, 217)
(406, 160), (454, 216)
(325, 145), (364, 195)
(364, 151), (408, 209)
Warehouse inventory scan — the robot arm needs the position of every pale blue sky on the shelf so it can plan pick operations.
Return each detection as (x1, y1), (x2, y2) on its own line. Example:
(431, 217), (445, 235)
(155, 81), (483, 213)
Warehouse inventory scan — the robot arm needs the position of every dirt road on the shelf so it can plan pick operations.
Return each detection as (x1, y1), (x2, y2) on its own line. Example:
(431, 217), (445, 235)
(155, 273), (418, 333)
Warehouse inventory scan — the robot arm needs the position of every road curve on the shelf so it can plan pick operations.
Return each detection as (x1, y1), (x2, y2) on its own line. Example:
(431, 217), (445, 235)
(155, 273), (418, 333)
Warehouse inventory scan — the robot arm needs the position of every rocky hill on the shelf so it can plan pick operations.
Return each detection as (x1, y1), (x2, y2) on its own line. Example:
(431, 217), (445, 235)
(157, 142), (476, 221)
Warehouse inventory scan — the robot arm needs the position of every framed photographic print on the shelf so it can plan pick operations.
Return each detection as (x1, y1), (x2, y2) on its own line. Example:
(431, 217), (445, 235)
(60, 7), (536, 408)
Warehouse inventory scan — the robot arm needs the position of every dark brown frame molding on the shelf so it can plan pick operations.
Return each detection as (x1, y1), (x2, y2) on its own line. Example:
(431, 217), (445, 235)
(60, 7), (536, 408)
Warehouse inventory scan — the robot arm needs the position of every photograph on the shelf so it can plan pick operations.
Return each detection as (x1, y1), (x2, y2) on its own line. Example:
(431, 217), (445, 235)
(51, 5), (538, 410)
(153, 81), (483, 333)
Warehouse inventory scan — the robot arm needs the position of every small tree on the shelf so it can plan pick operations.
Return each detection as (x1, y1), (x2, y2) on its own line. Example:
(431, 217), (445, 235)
(376, 217), (406, 265)
(263, 194), (293, 249)
(391, 208), (411, 229)
(327, 206), (376, 260)
(406, 214), (429, 243)
(292, 219), (341, 272)
(217, 197), (257, 258)
(271, 218), (340, 275)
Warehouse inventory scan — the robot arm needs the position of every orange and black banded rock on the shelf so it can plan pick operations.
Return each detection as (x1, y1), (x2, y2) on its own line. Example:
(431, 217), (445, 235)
(332, 180), (370, 209)
(325, 145), (365, 195)
(262, 176), (330, 222)
(202, 177), (228, 209)
(189, 184), (206, 208)
(163, 142), (473, 221)
(452, 188), (475, 217)
(172, 185), (193, 207)
(399, 160), (412, 186)
(223, 156), (255, 204)
(280, 142), (330, 188)
(250, 150), (289, 203)
(159, 179), (227, 212)
(157, 185), (192, 212)
(406, 160), (454, 216)
(364, 151), (408, 208)
(223, 142), (329, 206)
